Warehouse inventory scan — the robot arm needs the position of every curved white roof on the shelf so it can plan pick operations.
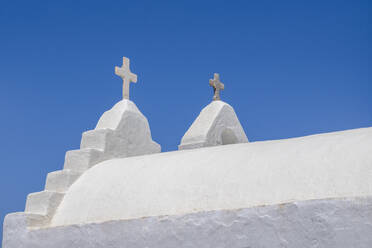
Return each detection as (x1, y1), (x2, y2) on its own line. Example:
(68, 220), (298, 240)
(51, 127), (372, 227)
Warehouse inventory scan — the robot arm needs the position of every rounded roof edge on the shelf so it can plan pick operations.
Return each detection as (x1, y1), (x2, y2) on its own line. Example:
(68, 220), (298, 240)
(51, 127), (372, 227)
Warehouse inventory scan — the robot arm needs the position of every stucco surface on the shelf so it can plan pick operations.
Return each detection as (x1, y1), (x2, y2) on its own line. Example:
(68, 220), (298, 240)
(89, 99), (161, 158)
(52, 127), (372, 227)
(3, 197), (372, 248)
(21, 99), (161, 228)
(179, 100), (248, 150)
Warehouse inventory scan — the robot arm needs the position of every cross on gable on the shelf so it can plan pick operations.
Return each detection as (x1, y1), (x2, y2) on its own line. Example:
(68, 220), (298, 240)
(115, 57), (138, 100)
(209, 73), (224, 101)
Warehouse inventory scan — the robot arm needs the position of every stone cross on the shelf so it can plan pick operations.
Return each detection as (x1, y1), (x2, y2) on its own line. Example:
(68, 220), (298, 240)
(115, 57), (138, 100)
(209, 73), (224, 101)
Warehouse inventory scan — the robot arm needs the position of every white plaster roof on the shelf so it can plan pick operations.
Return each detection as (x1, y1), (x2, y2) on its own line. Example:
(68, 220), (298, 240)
(51, 127), (372, 227)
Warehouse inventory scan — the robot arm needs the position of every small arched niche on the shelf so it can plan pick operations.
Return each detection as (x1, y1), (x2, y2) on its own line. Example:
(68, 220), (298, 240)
(221, 128), (238, 145)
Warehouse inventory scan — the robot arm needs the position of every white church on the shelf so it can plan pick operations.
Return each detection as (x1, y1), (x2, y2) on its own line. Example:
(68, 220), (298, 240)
(3, 57), (372, 248)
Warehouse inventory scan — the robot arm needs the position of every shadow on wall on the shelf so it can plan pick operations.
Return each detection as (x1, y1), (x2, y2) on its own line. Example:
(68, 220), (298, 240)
(221, 128), (238, 145)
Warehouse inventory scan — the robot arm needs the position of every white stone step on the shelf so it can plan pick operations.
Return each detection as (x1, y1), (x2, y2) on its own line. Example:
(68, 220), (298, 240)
(25, 213), (50, 229)
(3, 212), (51, 232)
(25, 191), (64, 217)
(80, 129), (113, 150)
(45, 170), (81, 193)
(63, 148), (104, 172)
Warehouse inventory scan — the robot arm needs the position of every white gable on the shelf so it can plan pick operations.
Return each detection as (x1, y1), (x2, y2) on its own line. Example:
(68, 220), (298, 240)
(179, 101), (248, 150)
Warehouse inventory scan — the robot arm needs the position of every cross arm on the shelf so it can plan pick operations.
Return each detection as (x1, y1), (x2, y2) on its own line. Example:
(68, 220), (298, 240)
(129, 72), (138, 83)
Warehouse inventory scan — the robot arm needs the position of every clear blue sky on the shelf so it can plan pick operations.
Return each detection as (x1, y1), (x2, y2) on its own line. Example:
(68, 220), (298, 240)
(0, 0), (370, 242)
